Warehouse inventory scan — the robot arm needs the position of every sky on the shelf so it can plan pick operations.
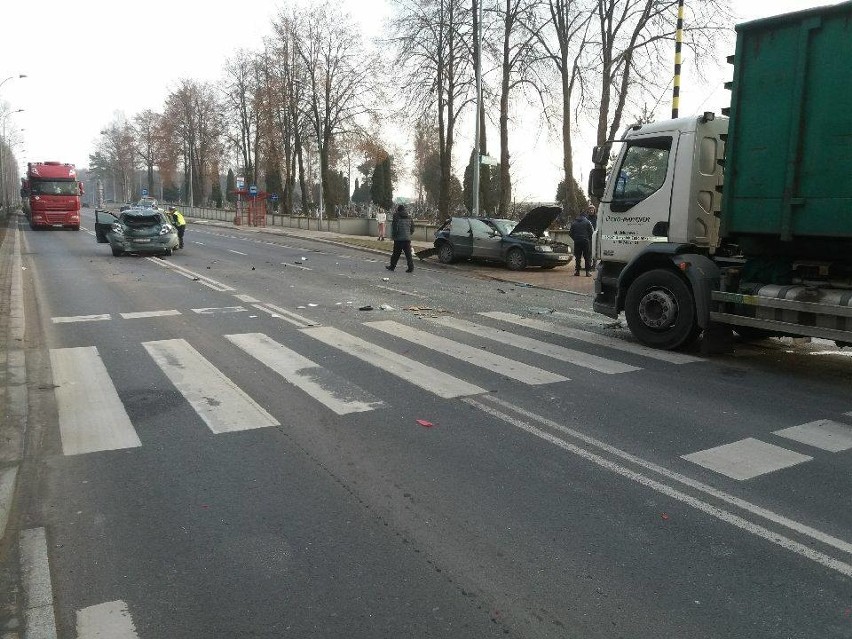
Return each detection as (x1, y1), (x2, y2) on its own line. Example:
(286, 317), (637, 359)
(0, 0), (842, 202)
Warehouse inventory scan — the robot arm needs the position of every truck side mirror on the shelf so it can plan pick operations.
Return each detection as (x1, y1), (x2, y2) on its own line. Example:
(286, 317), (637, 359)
(588, 167), (607, 200)
(591, 145), (611, 165)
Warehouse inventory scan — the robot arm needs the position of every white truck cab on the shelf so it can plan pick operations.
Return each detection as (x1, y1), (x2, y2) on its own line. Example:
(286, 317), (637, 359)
(597, 115), (727, 267)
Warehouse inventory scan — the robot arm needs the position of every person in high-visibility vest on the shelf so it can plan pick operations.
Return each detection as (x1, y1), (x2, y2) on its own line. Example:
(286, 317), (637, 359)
(168, 206), (187, 249)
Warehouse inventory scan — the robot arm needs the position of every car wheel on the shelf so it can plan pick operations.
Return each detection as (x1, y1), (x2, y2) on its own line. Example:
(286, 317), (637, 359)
(111, 246), (124, 257)
(163, 248), (173, 256)
(505, 248), (527, 271)
(438, 242), (455, 264)
(624, 268), (698, 350)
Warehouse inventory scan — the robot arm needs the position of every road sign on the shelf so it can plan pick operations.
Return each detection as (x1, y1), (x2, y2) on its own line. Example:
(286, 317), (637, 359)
(236, 176), (245, 190)
(249, 185), (258, 197)
(269, 193), (279, 201)
(141, 188), (148, 196)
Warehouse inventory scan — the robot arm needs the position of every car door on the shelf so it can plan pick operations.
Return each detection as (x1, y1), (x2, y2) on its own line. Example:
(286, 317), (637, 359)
(470, 219), (502, 260)
(94, 210), (118, 243)
(449, 217), (473, 258)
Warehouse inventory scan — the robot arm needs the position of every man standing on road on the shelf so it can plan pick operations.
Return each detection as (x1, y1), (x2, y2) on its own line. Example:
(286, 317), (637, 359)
(169, 206), (187, 250)
(569, 210), (594, 276)
(386, 204), (415, 273)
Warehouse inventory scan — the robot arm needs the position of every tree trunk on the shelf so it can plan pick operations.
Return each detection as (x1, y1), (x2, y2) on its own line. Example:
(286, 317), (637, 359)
(562, 69), (574, 220)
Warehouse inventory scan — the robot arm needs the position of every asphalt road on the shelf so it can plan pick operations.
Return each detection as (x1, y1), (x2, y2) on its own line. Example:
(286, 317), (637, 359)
(1, 209), (851, 638)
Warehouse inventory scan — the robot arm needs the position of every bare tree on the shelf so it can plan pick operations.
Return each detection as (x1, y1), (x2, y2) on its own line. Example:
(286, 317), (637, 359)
(531, 0), (592, 216)
(286, 2), (375, 218)
(592, 0), (731, 148)
(392, 0), (474, 220)
(98, 115), (137, 202)
(133, 109), (163, 197)
(163, 79), (224, 206)
(222, 49), (261, 185)
(486, 0), (551, 215)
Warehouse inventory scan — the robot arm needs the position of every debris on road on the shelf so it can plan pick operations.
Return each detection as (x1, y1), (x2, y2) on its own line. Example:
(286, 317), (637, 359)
(527, 307), (555, 315)
(416, 419), (434, 428)
(379, 304), (395, 311)
(359, 305), (374, 311)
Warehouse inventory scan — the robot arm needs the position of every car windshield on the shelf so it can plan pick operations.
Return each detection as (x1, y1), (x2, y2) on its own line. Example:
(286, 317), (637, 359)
(491, 220), (516, 235)
(120, 213), (162, 227)
(29, 180), (79, 196)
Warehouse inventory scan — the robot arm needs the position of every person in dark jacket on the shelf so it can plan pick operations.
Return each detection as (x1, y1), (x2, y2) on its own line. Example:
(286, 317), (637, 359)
(386, 204), (415, 272)
(569, 211), (594, 276)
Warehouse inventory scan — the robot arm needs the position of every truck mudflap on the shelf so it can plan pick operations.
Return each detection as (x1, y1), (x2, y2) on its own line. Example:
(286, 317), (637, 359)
(671, 253), (720, 329)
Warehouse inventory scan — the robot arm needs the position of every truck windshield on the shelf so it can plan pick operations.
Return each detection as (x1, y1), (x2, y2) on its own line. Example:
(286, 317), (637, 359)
(29, 180), (79, 196)
(612, 136), (672, 211)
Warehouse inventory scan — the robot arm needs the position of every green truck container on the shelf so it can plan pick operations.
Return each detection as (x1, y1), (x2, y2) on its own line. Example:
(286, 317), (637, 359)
(720, 1), (852, 261)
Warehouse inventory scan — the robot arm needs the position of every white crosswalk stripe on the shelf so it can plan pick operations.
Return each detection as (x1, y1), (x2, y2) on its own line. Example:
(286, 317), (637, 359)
(77, 600), (139, 639)
(143, 339), (279, 433)
(480, 311), (701, 364)
(773, 420), (852, 452)
(365, 320), (568, 385)
(682, 438), (812, 481)
(226, 333), (382, 415)
(301, 325), (486, 398)
(430, 316), (638, 375)
(50, 347), (141, 456)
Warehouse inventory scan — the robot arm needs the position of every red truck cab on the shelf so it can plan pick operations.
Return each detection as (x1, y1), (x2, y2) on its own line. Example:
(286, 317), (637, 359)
(23, 161), (83, 231)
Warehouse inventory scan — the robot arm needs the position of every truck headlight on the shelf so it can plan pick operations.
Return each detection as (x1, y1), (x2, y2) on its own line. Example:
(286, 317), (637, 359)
(111, 223), (123, 234)
(534, 245), (553, 252)
(160, 224), (173, 235)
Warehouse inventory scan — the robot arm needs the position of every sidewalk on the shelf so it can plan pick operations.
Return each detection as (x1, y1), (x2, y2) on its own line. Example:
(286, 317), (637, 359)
(190, 218), (595, 297)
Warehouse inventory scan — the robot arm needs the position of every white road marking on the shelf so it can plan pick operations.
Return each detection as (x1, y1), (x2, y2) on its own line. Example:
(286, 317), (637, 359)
(120, 309), (181, 319)
(252, 303), (318, 328)
(465, 397), (852, 578)
(0, 467), (17, 542)
(228, 249), (248, 255)
(145, 257), (235, 292)
(50, 347), (142, 456)
(77, 601), (139, 639)
(143, 339), (279, 433)
(483, 394), (852, 555)
(481, 311), (701, 364)
(301, 326), (485, 398)
(681, 438), (812, 481)
(227, 333), (382, 415)
(19, 528), (58, 638)
(774, 420), (852, 452)
(193, 241), (205, 245)
(234, 294), (261, 303)
(434, 316), (638, 375)
(365, 320), (568, 385)
(191, 306), (247, 315)
(51, 314), (111, 324)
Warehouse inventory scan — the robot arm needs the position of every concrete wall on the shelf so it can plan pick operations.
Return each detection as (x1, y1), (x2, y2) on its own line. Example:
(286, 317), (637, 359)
(185, 205), (573, 247)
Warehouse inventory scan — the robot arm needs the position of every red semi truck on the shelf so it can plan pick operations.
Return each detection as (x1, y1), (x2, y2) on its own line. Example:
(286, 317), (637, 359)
(21, 161), (83, 230)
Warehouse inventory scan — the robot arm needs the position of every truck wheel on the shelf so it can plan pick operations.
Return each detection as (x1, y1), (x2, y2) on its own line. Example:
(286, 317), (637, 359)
(505, 248), (527, 271)
(625, 268), (698, 350)
(437, 242), (455, 264)
(111, 247), (124, 257)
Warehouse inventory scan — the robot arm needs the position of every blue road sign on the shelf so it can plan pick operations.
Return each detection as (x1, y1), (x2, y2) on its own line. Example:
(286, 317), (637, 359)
(249, 185), (258, 197)
(141, 189), (148, 196)
(269, 193), (279, 201)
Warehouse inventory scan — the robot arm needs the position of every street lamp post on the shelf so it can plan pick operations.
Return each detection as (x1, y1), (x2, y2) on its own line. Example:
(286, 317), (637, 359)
(0, 109), (25, 214)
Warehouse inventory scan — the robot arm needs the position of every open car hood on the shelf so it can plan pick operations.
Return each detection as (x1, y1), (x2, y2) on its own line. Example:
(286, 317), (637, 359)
(510, 205), (561, 237)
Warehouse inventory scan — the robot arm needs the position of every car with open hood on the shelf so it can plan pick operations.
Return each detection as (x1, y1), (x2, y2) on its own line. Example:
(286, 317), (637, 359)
(433, 205), (572, 270)
(94, 208), (178, 257)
